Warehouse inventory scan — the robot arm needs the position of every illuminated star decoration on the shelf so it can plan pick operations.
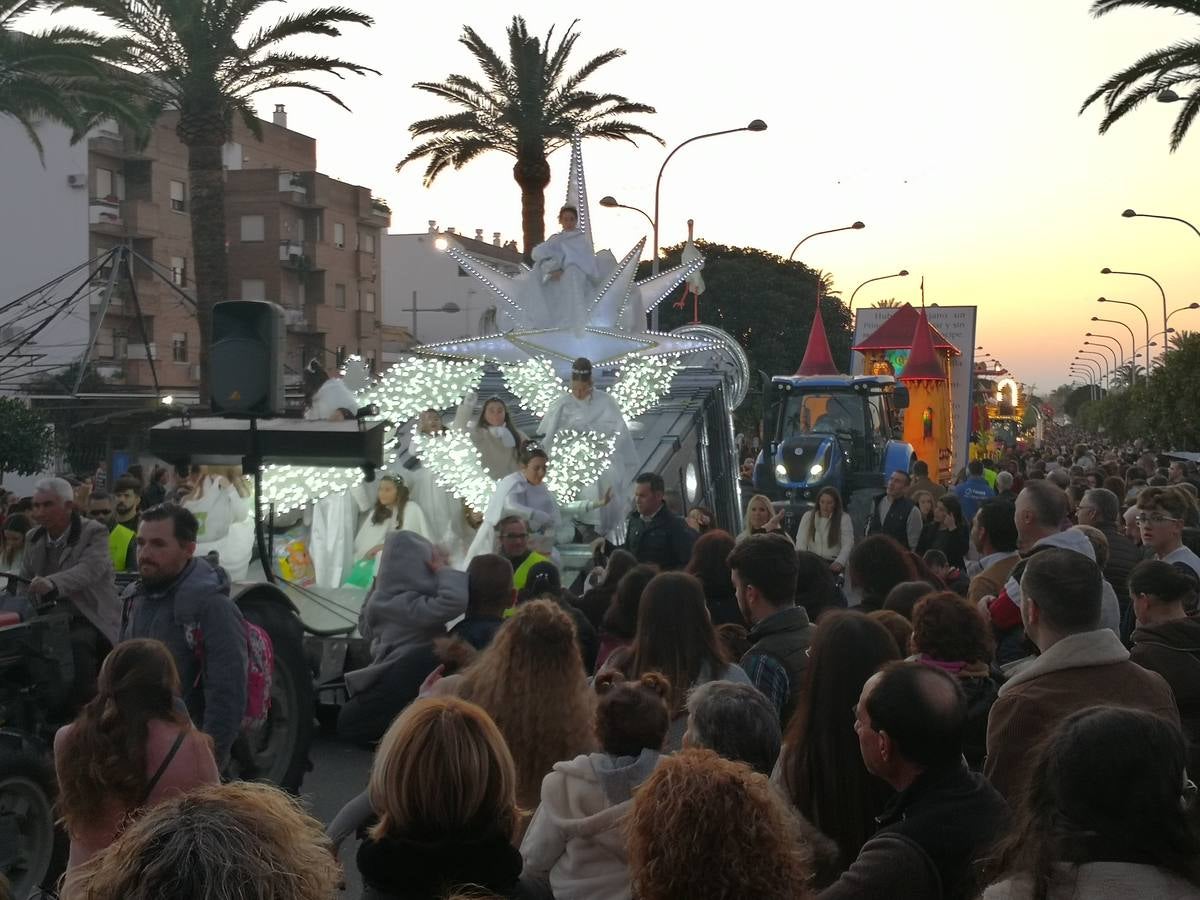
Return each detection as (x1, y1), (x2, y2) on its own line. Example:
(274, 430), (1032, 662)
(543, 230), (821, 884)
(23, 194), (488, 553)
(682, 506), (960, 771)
(414, 135), (720, 375)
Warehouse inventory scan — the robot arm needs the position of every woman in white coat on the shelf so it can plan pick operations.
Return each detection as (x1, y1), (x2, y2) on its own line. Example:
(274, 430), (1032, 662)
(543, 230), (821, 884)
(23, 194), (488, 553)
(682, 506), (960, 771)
(467, 446), (561, 562)
(182, 466), (253, 580)
(349, 474), (433, 563)
(795, 486), (854, 575)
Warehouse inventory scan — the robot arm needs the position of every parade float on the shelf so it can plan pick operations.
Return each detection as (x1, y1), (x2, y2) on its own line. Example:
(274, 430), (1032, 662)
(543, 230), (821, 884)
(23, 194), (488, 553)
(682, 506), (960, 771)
(971, 361), (1028, 456)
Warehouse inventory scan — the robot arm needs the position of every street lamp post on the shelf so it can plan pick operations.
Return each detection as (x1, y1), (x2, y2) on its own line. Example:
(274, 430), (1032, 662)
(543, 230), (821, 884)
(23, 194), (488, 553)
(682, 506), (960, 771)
(1097, 297), (1151, 369)
(1084, 332), (1125, 365)
(1077, 349), (1110, 388)
(848, 270), (909, 313)
(1090, 316), (1137, 366)
(1167, 302), (1200, 325)
(1084, 340), (1119, 375)
(1071, 363), (1099, 400)
(1100, 269), (1167, 363)
(787, 222), (866, 261)
(598, 196), (654, 231)
(1122, 208), (1200, 240)
(408, 293), (461, 341)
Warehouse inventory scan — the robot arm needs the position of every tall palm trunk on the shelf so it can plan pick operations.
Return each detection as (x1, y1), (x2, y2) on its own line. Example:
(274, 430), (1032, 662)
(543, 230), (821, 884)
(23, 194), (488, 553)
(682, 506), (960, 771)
(182, 132), (228, 409)
(513, 152), (551, 262)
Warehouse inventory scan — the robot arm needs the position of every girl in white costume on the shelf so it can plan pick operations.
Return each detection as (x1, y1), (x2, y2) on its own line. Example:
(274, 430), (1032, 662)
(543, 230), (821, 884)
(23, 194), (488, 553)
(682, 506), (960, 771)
(349, 474), (433, 562)
(519, 206), (602, 335)
(183, 466), (253, 580)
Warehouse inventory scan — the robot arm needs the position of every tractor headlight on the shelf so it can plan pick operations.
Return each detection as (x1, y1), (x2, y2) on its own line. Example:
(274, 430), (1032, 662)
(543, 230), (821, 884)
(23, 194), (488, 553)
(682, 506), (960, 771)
(810, 463), (824, 477)
(775, 463), (788, 478)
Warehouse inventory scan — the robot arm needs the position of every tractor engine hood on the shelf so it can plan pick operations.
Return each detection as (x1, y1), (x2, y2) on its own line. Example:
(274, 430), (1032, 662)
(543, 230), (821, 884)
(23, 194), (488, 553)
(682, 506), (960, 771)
(772, 433), (840, 489)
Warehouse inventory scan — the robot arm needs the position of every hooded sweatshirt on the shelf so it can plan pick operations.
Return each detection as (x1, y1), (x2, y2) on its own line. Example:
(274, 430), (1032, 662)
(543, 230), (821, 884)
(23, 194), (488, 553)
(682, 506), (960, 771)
(520, 749), (661, 900)
(1131, 615), (1200, 770)
(347, 530), (468, 696)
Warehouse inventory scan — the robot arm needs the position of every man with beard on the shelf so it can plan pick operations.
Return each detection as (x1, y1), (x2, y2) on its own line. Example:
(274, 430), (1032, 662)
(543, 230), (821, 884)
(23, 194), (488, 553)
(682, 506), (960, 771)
(110, 474), (143, 572)
(120, 504), (248, 767)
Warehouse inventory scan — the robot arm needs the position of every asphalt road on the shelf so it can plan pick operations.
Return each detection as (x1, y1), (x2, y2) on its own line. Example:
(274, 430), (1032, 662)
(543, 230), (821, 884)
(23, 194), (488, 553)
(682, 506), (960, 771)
(302, 733), (374, 899)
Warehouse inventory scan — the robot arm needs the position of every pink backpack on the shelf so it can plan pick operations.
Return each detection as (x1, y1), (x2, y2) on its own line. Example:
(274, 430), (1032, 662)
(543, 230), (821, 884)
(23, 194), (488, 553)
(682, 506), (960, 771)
(193, 620), (274, 729)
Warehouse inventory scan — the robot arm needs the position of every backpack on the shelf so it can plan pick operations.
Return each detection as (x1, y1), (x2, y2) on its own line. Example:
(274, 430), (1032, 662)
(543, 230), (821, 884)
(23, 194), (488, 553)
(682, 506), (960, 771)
(193, 619), (274, 730)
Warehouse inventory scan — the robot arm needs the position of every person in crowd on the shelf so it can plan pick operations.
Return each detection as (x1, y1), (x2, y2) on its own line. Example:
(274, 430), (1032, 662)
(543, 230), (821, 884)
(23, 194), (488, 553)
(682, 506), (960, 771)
(794, 550), (845, 621)
(907, 459), (946, 501)
(685, 506), (715, 533)
(880, 580), (936, 621)
(521, 671), (671, 900)
(355, 696), (528, 900)
(120, 505), (247, 767)
(516, 561), (599, 673)
(181, 465), (255, 580)
(1138, 486), (1200, 583)
(489, 515), (550, 592)
(776, 611), (901, 870)
(982, 707), (1200, 900)
(337, 531), (467, 747)
(470, 446), (564, 562)
(54, 639), (220, 870)
(823, 662), (1008, 900)
(954, 460), (996, 526)
(112, 473), (144, 538)
(984, 548), (1180, 802)
(1128, 559), (1200, 773)
(140, 466), (168, 510)
(595, 563), (657, 670)
(437, 599), (595, 809)
(577, 548), (636, 630)
(448, 554), (514, 651)
(684, 529), (744, 626)
(627, 748), (815, 900)
(0, 512), (29, 572)
(60, 781), (340, 900)
(728, 533), (813, 726)
(867, 470), (923, 550)
(930, 494), (970, 570)
(795, 486), (854, 575)
(85, 491), (131, 572)
(848, 534), (919, 611)
(922, 549), (968, 596)
(740, 494), (788, 540)
(968, 499), (1020, 604)
(914, 490), (940, 556)
(349, 474), (433, 569)
(303, 357), (358, 420)
(622, 472), (696, 569)
(683, 679), (782, 777)
(994, 470), (1015, 498)
(869, 609), (915, 658)
(602, 571), (750, 751)
(911, 592), (1001, 769)
(23, 477), (119, 703)
(456, 393), (527, 479)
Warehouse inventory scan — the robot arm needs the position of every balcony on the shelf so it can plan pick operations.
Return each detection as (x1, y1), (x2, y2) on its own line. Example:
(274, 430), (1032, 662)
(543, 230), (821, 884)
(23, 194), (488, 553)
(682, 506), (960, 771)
(88, 198), (124, 235)
(121, 199), (160, 236)
(278, 172), (308, 200)
(356, 249), (376, 281)
(87, 123), (150, 161)
(282, 305), (309, 331)
(279, 239), (304, 262)
(361, 197), (391, 227)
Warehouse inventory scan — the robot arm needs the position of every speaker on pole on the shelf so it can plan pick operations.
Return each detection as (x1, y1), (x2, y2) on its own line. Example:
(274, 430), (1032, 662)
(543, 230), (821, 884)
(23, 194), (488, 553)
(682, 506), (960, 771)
(210, 300), (285, 417)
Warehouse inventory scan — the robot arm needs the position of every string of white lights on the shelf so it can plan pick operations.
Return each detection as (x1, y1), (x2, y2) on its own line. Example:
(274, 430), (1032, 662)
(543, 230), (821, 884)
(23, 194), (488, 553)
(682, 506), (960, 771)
(501, 358), (567, 418)
(611, 356), (680, 420)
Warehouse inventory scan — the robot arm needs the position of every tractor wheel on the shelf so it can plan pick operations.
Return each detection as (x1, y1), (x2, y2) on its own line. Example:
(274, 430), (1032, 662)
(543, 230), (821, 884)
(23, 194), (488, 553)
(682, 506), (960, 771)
(0, 736), (63, 898)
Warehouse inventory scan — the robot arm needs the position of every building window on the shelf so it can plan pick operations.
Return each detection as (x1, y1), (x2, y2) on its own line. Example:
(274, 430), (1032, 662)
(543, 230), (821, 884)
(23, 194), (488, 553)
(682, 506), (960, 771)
(335, 345), (346, 368)
(363, 290), (376, 312)
(333, 222), (345, 249)
(240, 215), (265, 242)
(241, 279), (266, 301)
(113, 330), (128, 358)
(95, 167), (113, 199)
(170, 256), (186, 286)
(360, 231), (375, 254)
(97, 327), (114, 358)
(334, 284), (346, 309)
(169, 180), (186, 212)
(172, 332), (188, 362)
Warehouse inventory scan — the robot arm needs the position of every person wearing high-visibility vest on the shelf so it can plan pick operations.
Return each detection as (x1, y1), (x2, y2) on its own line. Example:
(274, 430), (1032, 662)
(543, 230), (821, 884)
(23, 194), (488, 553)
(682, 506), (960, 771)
(88, 491), (137, 573)
(497, 515), (548, 593)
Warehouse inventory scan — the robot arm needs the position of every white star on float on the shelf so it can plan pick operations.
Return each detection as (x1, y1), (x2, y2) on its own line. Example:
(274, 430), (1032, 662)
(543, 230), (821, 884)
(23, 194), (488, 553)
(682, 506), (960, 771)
(414, 135), (717, 373)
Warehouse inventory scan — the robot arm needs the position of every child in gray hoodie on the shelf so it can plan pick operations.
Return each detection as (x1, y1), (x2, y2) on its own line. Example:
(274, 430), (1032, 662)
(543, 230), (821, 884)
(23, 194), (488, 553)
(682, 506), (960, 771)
(520, 671), (670, 900)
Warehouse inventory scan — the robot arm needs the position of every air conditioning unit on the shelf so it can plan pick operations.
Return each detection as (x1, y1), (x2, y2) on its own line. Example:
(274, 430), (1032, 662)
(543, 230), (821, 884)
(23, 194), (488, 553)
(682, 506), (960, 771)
(67, 173), (87, 189)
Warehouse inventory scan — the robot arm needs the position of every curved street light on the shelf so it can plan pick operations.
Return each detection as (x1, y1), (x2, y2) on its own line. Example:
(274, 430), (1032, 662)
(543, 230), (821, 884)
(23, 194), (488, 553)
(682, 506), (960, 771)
(598, 196), (654, 231)
(1122, 208), (1200, 240)
(1089, 315), (1136, 361)
(1100, 268), (1168, 358)
(1084, 331), (1125, 362)
(1167, 302), (1200, 324)
(1083, 340), (1118, 371)
(1097, 297), (1152, 368)
(787, 222), (865, 261)
(1077, 349), (1110, 387)
(848, 270), (909, 312)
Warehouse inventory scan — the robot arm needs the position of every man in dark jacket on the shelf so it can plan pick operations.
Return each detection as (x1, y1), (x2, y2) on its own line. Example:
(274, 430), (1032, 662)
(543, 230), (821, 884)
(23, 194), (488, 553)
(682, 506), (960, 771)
(728, 533), (813, 726)
(622, 472), (695, 569)
(867, 470), (922, 550)
(1077, 487), (1143, 637)
(823, 662), (1008, 900)
(121, 504), (248, 767)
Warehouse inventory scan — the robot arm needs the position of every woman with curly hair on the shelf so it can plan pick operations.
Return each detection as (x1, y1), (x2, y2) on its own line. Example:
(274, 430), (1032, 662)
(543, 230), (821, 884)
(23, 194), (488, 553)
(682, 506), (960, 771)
(442, 599), (596, 809)
(54, 639), (219, 870)
(775, 611), (900, 872)
(627, 748), (814, 900)
(684, 529), (744, 626)
(521, 671), (671, 899)
(60, 781), (340, 900)
(356, 696), (528, 900)
(604, 572), (750, 750)
(911, 591), (1001, 769)
(982, 707), (1200, 900)
(847, 534), (918, 611)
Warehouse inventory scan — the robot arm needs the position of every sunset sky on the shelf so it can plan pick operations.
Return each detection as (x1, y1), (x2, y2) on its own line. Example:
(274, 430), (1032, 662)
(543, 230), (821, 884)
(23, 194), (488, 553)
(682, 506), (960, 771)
(43, 0), (1200, 393)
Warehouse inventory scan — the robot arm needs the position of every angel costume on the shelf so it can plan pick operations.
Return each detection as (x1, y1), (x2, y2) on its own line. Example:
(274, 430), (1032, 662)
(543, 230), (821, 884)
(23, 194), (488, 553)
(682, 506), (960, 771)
(519, 226), (605, 335)
(453, 392), (525, 480)
(466, 470), (565, 563)
(305, 376), (358, 421)
(349, 482), (434, 560)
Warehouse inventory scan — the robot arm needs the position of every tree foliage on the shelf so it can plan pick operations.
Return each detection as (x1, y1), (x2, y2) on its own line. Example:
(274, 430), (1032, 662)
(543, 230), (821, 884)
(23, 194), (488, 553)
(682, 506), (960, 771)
(651, 242), (847, 429)
(0, 396), (54, 475)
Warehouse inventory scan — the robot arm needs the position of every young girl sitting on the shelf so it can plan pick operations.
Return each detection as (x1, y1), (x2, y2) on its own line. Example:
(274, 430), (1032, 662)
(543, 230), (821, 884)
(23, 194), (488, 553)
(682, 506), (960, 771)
(520, 671), (671, 900)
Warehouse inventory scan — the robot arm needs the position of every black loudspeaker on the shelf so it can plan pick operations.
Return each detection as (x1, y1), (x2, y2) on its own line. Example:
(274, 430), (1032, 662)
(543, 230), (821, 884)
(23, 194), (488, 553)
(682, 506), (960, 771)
(210, 300), (285, 416)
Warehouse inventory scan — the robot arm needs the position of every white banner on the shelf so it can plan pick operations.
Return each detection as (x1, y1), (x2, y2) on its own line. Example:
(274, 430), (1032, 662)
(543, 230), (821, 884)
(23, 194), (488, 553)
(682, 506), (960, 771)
(851, 306), (978, 478)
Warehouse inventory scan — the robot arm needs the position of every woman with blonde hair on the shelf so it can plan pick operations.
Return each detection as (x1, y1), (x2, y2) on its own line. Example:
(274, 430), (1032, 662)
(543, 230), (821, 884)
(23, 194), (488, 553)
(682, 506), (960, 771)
(54, 639), (220, 870)
(740, 493), (788, 541)
(356, 696), (527, 900)
(627, 748), (814, 900)
(60, 781), (339, 900)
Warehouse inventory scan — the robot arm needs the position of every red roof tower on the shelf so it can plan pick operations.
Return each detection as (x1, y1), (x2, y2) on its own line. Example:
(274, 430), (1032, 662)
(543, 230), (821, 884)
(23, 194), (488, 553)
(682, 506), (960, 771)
(796, 302), (839, 376)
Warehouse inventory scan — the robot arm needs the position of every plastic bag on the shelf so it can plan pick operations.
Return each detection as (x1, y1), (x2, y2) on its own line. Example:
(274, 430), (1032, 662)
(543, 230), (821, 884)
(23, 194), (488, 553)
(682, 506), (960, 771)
(343, 557), (376, 589)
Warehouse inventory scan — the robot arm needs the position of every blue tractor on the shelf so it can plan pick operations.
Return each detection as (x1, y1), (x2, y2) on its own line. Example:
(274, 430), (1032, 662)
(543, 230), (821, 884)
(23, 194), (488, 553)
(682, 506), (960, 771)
(752, 374), (916, 536)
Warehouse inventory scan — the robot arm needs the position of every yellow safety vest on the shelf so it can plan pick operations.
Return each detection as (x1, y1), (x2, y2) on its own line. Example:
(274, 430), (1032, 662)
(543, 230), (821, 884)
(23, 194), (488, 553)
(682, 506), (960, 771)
(109, 523), (135, 572)
(512, 551), (549, 592)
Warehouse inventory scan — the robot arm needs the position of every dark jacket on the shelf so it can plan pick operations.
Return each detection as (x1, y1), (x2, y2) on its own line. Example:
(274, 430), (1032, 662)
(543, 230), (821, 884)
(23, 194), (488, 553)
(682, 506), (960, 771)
(704, 587), (745, 627)
(821, 762), (1008, 900)
(447, 614), (504, 651)
(1131, 616), (1200, 772)
(931, 525), (970, 570)
(868, 494), (916, 548)
(958, 668), (1002, 770)
(741, 605), (814, 726)
(622, 504), (696, 570)
(1097, 521), (1142, 622)
(358, 829), (527, 900)
(120, 558), (248, 766)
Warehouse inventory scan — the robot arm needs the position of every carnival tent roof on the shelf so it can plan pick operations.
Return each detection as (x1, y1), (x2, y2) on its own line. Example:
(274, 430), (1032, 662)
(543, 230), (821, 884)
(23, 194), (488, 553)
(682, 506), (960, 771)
(852, 303), (960, 353)
(795, 303), (839, 376)
(899, 305), (948, 381)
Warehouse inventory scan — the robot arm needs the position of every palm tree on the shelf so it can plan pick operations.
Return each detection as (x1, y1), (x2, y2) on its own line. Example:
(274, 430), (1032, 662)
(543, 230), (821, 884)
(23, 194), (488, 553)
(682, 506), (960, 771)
(398, 16), (660, 258)
(54, 0), (377, 404)
(1111, 360), (1146, 388)
(1, 0), (144, 158)
(1169, 329), (1194, 351)
(873, 298), (903, 309)
(1080, 0), (1200, 151)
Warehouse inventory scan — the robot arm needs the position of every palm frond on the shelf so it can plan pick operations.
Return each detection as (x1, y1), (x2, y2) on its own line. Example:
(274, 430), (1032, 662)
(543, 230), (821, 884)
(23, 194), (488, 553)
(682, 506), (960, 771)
(397, 135), (500, 184)
(459, 21), (513, 95)
(242, 6), (373, 55)
(1090, 0), (1200, 18)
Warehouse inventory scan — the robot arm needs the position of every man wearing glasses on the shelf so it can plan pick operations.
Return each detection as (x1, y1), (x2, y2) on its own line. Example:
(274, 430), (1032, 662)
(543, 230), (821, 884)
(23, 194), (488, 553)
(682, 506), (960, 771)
(1136, 487), (1200, 584)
